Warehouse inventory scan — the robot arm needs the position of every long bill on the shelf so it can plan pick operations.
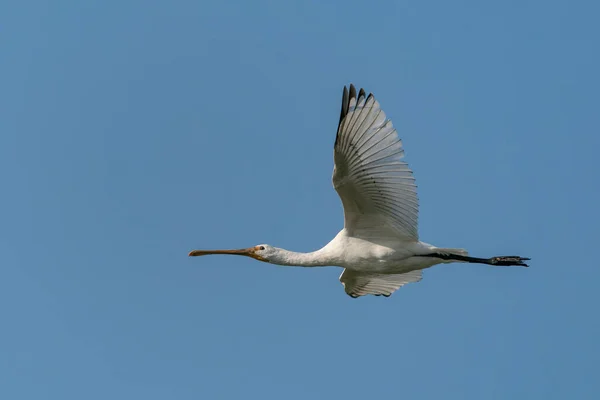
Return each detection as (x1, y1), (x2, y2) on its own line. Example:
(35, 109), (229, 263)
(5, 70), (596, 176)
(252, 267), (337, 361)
(188, 247), (266, 262)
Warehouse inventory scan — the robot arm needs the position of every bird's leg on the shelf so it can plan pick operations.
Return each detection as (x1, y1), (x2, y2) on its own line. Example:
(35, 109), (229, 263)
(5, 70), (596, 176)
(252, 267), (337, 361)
(422, 253), (530, 267)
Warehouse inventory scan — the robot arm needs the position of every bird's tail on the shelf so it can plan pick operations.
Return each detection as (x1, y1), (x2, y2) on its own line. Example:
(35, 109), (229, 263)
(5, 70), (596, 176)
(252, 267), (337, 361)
(434, 248), (469, 257)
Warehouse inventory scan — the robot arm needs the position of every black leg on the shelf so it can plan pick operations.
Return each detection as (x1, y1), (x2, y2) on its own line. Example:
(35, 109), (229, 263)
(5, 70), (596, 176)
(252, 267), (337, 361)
(421, 253), (530, 267)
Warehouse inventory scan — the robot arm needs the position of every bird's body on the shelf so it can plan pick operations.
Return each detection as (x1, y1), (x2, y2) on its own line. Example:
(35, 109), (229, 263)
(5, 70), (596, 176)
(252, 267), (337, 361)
(190, 84), (529, 298)
(270, 229), (439, 272)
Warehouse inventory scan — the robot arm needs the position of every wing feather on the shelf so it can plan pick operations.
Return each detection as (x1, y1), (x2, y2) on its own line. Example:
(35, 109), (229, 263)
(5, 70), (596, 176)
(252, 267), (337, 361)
(339, 269), (423, 298)
(333, 84), (419, 240)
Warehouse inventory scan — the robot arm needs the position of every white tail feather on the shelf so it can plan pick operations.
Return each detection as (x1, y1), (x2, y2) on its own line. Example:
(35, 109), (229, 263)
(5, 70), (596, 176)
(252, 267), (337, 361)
(435, 248), (469, 256)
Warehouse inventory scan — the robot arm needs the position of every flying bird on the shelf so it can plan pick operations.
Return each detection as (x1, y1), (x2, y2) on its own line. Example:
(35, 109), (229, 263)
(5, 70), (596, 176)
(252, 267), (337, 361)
(189, 84), (529, 298)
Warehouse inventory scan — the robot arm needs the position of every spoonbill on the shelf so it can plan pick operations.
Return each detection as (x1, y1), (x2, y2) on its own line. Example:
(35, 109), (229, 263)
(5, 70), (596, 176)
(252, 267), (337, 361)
(189, 84), (529, 298)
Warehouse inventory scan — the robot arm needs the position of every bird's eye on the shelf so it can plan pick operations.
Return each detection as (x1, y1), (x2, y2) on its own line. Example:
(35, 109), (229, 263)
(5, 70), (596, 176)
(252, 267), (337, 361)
(259, 246), (265, 250)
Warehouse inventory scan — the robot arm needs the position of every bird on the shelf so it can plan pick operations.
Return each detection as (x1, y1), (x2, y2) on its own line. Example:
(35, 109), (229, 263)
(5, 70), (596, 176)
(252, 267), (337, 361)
(189, 84), (529, 298)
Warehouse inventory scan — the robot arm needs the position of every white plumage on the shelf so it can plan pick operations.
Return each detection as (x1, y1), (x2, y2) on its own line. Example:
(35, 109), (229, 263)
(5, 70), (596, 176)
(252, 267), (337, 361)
(333, 86), (418, 241)
(189, 84), (529, 298)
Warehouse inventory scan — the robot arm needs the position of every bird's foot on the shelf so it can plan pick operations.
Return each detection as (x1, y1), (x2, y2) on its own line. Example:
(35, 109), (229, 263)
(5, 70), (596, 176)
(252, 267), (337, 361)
(489, 256), (530, 267)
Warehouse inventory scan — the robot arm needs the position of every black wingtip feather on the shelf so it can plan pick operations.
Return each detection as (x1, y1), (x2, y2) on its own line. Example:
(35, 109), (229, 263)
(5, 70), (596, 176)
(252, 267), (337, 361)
(349, 84), (357, 102)
(338, 84), (361, 128)
(339, 85), (349, 127)
(335, 85), (350, 146)
(335, 84), (370, 147)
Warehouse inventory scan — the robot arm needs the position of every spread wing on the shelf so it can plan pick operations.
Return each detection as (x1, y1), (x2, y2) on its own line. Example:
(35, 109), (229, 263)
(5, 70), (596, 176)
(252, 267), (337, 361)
(339, 269), (423, 298)
(332, 84), (419, 241)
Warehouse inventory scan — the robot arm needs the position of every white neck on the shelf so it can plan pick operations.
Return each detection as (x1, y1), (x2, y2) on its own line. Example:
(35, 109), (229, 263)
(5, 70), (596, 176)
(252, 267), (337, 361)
(269, 247), (334, 267)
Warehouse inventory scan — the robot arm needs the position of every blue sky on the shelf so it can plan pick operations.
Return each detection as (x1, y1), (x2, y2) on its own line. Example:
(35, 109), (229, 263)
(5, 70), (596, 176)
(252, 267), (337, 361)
(2, 0), (599, 398)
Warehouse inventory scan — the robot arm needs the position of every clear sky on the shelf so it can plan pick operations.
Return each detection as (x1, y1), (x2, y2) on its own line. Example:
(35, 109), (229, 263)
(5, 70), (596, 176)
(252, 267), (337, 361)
(2, 0), (599, 399)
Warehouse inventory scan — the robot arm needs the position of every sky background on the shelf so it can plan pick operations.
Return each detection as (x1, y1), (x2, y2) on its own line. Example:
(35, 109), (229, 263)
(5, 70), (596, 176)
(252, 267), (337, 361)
(2, 0), (599, 399)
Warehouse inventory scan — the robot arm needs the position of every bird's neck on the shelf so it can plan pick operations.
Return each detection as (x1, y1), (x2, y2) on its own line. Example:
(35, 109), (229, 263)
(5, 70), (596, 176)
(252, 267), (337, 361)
(271, 248), (333, 267)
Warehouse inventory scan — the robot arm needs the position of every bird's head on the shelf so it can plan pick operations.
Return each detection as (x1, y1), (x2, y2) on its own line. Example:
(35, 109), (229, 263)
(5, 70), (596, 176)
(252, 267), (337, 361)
(188, 244), (275, 263)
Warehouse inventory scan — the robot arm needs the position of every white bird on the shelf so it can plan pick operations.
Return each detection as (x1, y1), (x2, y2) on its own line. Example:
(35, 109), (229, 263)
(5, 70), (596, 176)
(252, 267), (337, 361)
(189, 84), (529, 298)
